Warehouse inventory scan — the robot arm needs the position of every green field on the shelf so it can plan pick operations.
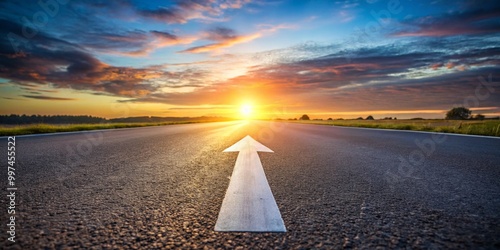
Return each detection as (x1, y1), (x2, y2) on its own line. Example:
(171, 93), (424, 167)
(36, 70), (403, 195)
(289, 119), (500, 137)
(0, 122), (196, 136)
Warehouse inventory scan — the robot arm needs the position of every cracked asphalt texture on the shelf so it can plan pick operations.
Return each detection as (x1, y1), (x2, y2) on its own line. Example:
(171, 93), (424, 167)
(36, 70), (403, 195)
(1, 121), (499, 249)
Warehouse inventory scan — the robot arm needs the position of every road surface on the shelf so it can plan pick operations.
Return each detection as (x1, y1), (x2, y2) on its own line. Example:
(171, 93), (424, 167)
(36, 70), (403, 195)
(1, 121), (499, 249)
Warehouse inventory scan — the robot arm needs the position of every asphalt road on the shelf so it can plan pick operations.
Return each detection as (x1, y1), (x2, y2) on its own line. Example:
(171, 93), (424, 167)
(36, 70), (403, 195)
(1, 121), (499, 249)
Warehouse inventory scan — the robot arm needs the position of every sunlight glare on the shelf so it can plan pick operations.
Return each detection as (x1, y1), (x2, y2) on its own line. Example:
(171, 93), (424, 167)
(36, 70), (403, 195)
(240, 104), (253, 118)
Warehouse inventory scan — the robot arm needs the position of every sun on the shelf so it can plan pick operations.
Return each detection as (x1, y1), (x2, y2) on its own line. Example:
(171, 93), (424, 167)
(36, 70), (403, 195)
(240, 104), (253, 118)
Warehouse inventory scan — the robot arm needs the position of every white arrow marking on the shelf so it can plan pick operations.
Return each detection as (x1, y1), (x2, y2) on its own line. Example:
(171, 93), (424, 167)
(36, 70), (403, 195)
(215, 135), (286, 232)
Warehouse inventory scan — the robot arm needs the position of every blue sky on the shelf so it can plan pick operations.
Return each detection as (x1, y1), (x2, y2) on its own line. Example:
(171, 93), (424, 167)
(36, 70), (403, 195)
(0, 0), (499, 118)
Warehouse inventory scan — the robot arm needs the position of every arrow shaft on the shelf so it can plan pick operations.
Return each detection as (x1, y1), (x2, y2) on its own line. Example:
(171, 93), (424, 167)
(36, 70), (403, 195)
(215, 147), (286, 232)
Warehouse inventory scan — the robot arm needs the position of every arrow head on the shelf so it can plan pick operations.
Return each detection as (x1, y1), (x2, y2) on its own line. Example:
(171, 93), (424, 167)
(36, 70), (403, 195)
(223, 135), (273, 153)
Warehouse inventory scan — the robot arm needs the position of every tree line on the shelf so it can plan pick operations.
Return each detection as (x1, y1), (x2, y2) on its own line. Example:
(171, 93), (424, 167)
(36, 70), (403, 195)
(295, 107), (496, 121)
(0, 115), (230, 124)
(0, 115), (107, 124)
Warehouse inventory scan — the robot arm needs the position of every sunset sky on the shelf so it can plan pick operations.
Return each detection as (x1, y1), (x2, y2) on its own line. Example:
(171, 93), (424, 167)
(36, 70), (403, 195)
(1, 0), (499, 119)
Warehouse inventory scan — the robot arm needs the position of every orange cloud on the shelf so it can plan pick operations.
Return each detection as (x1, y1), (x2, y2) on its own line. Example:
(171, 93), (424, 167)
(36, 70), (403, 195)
(119, 31), (198, 57)
(180, 24), (292, 53)
(180, 33), (261, 53)
(430, 63), (443, 70)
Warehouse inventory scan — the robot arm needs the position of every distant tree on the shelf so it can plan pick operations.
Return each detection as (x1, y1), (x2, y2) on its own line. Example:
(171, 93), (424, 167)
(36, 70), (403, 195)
(327, 118), (333, 121)
(299, 114), (310, 120)
(337, 118), (344, 120)
(356, 117), (363, 120)
(394, 117), (397, 120)
(474, 114), (485, 120)
(446, 107), (471, 120)
(366, 115), (374, 120)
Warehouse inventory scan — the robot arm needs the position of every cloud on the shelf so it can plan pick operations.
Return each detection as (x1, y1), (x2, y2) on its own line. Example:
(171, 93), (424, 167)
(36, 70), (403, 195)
(392, 6), (500, 37)
(180, 35), (261, 53)
(180, 27), (261, 53)
(338, 10), (355, 23)
(120, 30), (197, 56)
(23, 0), (250, 25)
(151, 30), (178, 41)
(63, 28), (197, 57)
(152, 30), (197, 46)
(2, 9), (498, 111)
(21, 95), (77, 101)
(206, 27), (238, 41)
(430, 63), (443, 70)
(0, 0), (252, 57)
(138, 6), (187, 24)
(2, 97), (23, 100)
(0, 1), (154, 56)
(169, 106), (233, 110)
(0, 19), (167, 97)
(219, 0), (252, 9)
(1, 0), (499, 115)
(334, 0), (360, 9)
(122, 38), (500, 113)
(137, 0), (251, 24)
(73, 30), (195, 57)
(84, 0), (253, 24)
(73, 30), (150, 53)
(20, 87), (58, 93)
(179, 24), (291, 53)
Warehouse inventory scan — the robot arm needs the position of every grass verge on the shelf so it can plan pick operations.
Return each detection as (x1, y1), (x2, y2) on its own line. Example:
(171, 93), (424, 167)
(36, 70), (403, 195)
(0, 122), (198, 136)
(288, 119), (500, 137)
